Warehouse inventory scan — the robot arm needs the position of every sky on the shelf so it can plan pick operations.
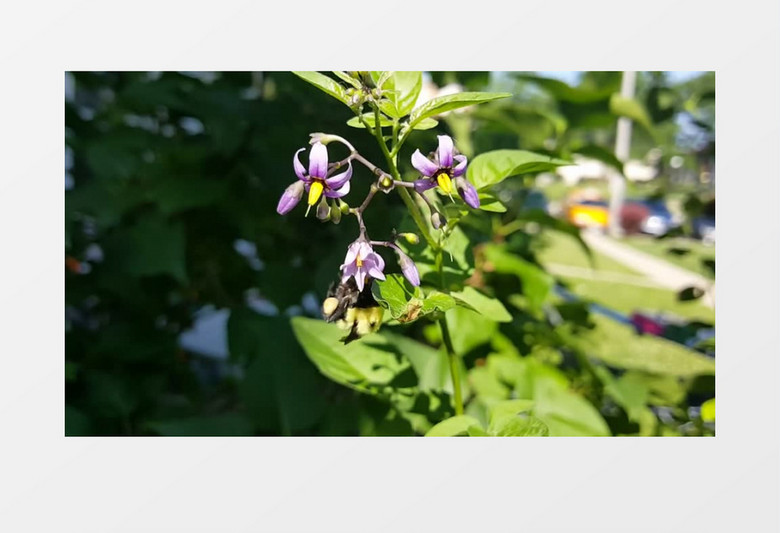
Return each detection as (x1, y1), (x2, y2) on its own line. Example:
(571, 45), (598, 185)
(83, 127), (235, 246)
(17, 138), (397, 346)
(537, 71), (707, 85)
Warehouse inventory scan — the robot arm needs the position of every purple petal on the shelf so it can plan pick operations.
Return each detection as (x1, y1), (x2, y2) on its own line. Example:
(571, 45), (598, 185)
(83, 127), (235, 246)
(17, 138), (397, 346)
(452, 154), (468, 177)
(414, 178), (437, 194)
(276, 181), (304, 215)
(343, 242), (360, 266)
(325, 162), (352, 190)
(358, 241), (374, 260)
(293, 148), (307, 180)
(365, 250), (385, 276)
(455, 177), (480, 209)
(309, 142), (328, 179)
(411, 149), (439, 177)
(324, 179), (350, 198)
(436, 135), (454, 168)
(354, 269), (367, 292)
(401, 258), (420, 286)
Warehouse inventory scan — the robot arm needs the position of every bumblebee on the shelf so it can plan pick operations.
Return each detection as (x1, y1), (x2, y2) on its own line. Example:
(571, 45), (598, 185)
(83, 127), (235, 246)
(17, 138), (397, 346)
(322, 277), (384, 344)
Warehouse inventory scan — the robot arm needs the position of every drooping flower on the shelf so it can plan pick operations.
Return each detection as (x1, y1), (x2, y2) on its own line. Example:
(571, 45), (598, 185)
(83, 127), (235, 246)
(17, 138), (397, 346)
(276, 142), (352, 215)
(394, 247), (420, 287)
(411, 135), (480, 209)
(340, 240), (386, 292)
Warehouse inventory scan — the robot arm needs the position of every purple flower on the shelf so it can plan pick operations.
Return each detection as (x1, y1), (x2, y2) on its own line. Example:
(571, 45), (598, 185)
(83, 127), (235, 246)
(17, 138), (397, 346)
(340, 240), (386, 291)
(276, 142), (352, 215)
(394, 247), (420, 287)
(411, 135), (479, 208)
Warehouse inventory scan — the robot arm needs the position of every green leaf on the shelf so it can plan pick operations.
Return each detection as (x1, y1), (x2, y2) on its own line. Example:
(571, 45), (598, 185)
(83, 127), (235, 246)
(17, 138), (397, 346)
(346, 113), (394, 129)
(610, 94), (655, 134)
(483, 244), (554, 310)
(409, 92), (511, 128)
(467, 149), (570, 191)
(469, 366), (511, 401)
(446, 306), (499, 355)
(440, 224), (474, 272)
(331, 71), (362, 89)
(425, 415), (483, 436)
(593, 367), (649, 423)
(290, 316), (414, 394)
(532, 378), (611, 436)
(451, 286), (512, 322)
(478, 193), (507, 213)
(408, 117), (439, 131)
(491, 414), (549, 436)
(379, 71), (423, 118)
(292, 71), (349, 105)
(371, 274), (456, 324)
(380, 331), (453, 393)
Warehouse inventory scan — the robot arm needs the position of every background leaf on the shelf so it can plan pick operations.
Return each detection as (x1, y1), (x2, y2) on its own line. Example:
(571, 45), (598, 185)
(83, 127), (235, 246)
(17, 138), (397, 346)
(451, 286), (512, 322)
(467, 149), (570, 190)
(425, 415), (482, 436)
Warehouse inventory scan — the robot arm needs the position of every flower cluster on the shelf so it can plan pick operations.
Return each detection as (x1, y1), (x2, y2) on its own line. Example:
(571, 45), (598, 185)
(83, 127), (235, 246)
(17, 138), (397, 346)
(277, 134), (479, 292)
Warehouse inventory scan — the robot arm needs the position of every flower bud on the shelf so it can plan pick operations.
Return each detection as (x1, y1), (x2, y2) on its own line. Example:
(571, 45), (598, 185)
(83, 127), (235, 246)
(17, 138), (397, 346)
(330, 203), (342, 224)
(431, 211), (446, 230)
(396, 249), (420, 287)
(276, 180), (305, 215)
(316, 197), (331, 221)
(454, 176), (480, 209)
(399, 232), (419, 245)
(338, 199), (350, 214)
(379, 175), (393, 191)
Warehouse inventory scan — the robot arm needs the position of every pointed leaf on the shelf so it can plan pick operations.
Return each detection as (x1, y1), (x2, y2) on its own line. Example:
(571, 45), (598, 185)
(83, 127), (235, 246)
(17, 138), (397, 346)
(425, 415), (483, 436)
(451, 286), (512, 322)
(292, 71), (349, 105)
(409, 92), (511, 128)
(468, 149), (570, 190)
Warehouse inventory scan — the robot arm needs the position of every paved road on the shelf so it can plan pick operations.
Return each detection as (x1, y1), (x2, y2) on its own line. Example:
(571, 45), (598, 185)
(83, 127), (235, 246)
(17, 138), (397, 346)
(581, 229), (715, 308)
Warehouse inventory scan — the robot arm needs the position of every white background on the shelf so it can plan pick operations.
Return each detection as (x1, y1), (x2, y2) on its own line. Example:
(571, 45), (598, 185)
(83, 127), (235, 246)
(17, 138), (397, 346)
(0, 0), (778, 531)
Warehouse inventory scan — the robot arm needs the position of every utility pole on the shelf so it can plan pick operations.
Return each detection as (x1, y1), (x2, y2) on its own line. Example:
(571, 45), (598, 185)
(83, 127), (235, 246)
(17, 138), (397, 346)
(607, 71), (637, 238)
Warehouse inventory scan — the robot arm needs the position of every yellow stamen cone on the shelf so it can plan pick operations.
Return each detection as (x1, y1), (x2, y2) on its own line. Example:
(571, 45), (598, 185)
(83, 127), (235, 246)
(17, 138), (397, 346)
(436, 173), (453, 195)
(308, 181), (324, 206)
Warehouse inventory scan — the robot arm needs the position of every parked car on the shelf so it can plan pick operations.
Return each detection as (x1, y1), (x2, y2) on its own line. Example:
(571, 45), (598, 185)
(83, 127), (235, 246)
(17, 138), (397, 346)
(629, 198), (682, 237)
(566, 200), (608, 229)
(566, 197), (682, 236)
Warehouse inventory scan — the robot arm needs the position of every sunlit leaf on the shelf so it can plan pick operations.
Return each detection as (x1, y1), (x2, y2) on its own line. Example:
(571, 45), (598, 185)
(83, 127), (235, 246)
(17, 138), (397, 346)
(467, 149), (570, 190)
(346, 113), (395, 129)
(451, 286), (512, 323)
(292, 71), (349, 105)
(371, 274), (456, 323)
(290, 316), (415, 394)
(425, 415), (483, 436)
(409, 92), (511, 128)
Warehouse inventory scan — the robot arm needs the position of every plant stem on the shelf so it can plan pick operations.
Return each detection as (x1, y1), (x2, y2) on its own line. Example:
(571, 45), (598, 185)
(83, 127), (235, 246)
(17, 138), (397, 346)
(439, 315), (463, 416)
(397, 187), (438, 250)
